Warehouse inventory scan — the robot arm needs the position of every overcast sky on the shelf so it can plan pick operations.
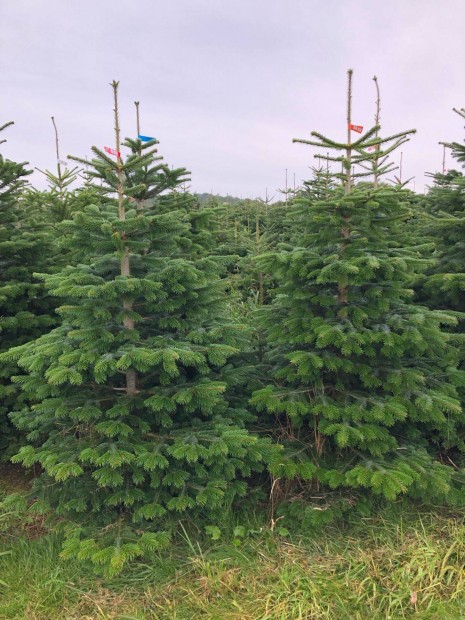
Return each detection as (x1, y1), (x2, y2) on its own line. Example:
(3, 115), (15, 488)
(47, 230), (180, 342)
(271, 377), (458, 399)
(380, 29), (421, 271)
(1, 0), (465, 198)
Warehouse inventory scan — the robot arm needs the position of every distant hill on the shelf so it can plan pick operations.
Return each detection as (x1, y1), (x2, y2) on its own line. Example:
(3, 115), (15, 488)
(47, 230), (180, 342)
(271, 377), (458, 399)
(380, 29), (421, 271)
(194, 192), (242, 206)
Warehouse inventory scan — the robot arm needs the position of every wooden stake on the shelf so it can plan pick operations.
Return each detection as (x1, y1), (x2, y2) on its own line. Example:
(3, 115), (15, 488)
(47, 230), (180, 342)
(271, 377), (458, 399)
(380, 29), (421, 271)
(112, 80), (137, 396)
(51, 116), (60, 161)
(135, 100), (141, 137)
(135, 101), (142, 157)
(339, 69), (352, 309)
(51, 116), (62, 177)
(373, 76), (381, 189)
(112, 81), (124, 220)
(345, 69), (353, 194)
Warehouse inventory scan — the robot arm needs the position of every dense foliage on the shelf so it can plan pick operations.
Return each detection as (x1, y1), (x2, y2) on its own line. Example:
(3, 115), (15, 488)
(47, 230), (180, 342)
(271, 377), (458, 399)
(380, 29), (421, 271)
(252, 182), (464, 525)
(1, 75), (465, 573)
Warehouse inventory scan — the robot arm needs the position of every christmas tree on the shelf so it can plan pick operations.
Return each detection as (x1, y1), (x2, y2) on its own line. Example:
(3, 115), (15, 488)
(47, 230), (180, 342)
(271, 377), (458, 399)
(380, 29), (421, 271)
(0, 122), (56, 456)
(251, 71), (464, 525)
(4, 82), (269, 574)
(415, 106), (465, 427)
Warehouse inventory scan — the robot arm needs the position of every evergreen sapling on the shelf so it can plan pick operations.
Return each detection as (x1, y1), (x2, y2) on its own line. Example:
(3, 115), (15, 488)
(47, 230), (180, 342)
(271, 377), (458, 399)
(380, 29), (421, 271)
(251, 71), (465, 525)
(4, 82), (270, 574)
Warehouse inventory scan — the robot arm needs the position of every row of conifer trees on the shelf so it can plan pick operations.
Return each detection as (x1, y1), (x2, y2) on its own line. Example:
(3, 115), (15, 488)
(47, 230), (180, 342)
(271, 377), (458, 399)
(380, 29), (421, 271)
(0, 73), (464, 574)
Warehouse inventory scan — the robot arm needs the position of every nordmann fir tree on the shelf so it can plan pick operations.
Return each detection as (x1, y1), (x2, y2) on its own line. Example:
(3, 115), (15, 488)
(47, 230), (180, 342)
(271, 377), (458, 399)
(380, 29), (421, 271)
(130, 100), (220, 260)
(251, 70), (465, 526)
(416, 106), (465, 420)
(4, 82), (270, 575)
(420, 168), (465, 316)
(23, 115), (102, 268)
(32, 116), (82, 222)
(0, 122), (56, 457)
(417, 124), (465, 317)
(359, 76), (414, 188)
(444, 106), (465, 166)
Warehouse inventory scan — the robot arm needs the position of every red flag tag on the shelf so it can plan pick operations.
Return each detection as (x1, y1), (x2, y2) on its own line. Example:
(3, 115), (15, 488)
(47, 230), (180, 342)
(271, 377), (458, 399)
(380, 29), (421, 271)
(349, 124), (363, 133)
(104, 146), (121, 157)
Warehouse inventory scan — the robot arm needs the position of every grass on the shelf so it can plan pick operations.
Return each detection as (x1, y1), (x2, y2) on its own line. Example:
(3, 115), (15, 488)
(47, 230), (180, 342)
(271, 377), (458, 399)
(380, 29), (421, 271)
(1, 469), (465, 618)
